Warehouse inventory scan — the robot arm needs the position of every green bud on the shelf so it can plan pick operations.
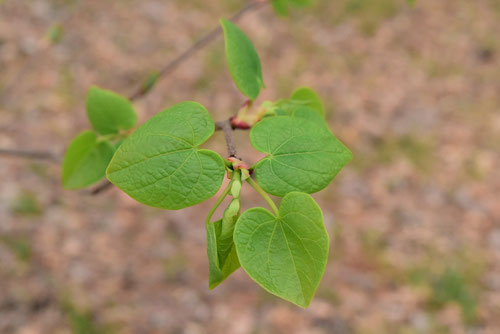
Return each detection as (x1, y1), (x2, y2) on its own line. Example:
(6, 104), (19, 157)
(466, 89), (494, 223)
(224, 198), (240, 218)
(231, 179), (242, 198)
(220, 198), (241, 239)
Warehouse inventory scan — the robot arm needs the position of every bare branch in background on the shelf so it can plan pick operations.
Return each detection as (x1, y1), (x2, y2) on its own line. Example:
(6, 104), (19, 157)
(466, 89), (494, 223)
(89, 180), (114, 195)
(0, 148), (61, 163)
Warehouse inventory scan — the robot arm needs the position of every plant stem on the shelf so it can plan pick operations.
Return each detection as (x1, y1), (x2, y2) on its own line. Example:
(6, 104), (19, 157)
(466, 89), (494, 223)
(246, 177), (279, 216)
(205, 180), (234, 224)
(89, 180), (114, 195)
(217, 119), (237, 157)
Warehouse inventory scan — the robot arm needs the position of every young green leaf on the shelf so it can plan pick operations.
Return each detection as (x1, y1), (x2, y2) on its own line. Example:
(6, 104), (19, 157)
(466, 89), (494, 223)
(289, 87), (324, 116)
(106, 102), (226, 210)
(207, 213), (241, 289)
(220, 19), (264, 100)
(86, 86), (137, 135)
(273, 87), (324, 124)
(250, 116), (352, 197)
(206, 171), (243, 288)
(234, 192), (329, 307)
(275, 105), (326, 128)
(62, 131), (114, 189)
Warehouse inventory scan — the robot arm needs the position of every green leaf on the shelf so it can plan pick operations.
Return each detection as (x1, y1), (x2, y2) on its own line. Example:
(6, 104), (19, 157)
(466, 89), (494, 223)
(220, 19), (264, 100)
(206, 171), (243, 288)
(274, 87), (324, 122)
(234, 192), (329, 307)
(86, 86), (137, 135)
(289, 87), (324, 116)
(206, 215), (240, 289)
(250, 116), (352, 197)
(275, 105), (327, 128)
(62, 130), (114, 189)
(106, 102), (226, 210)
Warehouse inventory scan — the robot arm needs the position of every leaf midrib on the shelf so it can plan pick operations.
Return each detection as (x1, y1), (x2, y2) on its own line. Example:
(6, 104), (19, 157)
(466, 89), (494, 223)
(277, 218), (308, 303)
(127, 150), (195, 195)
(263, 214), (321, 303)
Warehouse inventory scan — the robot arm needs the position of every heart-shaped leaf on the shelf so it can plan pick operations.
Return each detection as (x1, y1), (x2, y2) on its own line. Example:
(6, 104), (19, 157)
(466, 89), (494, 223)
(220, 19), (264, 100)
(106, 102), (226, 210)
(62, 130), (114, 189)
(86, 86), (137, 135)
(290, 87), (324, 116)
(234, 192), (329, 307)
(250, 116), (352, 197)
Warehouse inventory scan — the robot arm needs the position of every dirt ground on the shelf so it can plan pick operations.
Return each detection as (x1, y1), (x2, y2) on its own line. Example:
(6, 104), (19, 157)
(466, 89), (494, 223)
(1, 0), (500, 333)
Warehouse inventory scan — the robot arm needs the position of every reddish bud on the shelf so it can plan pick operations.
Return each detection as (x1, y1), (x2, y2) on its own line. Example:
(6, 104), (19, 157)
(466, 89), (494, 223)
(231, 117), (251, 129)
(227, 157), (250, 170)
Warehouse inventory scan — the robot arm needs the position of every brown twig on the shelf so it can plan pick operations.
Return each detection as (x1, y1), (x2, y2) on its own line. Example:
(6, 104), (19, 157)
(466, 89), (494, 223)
(90, 180), (114, 195)
(216, 119), (237, 157)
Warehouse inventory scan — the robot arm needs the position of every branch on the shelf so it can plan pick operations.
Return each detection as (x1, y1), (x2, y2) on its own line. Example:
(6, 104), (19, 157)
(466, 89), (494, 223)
(0, 148), (61, 163)
(89, 180), (114, 195)
(215, 120), (237, 157)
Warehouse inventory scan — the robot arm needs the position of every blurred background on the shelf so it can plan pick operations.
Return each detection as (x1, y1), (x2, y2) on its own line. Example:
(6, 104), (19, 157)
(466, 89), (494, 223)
(1, 0), (500, 333)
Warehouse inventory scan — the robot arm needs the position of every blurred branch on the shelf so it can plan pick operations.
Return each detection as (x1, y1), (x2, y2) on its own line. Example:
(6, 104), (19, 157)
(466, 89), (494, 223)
(0, 148), (61, 163)
(89, 180), (114, 195)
